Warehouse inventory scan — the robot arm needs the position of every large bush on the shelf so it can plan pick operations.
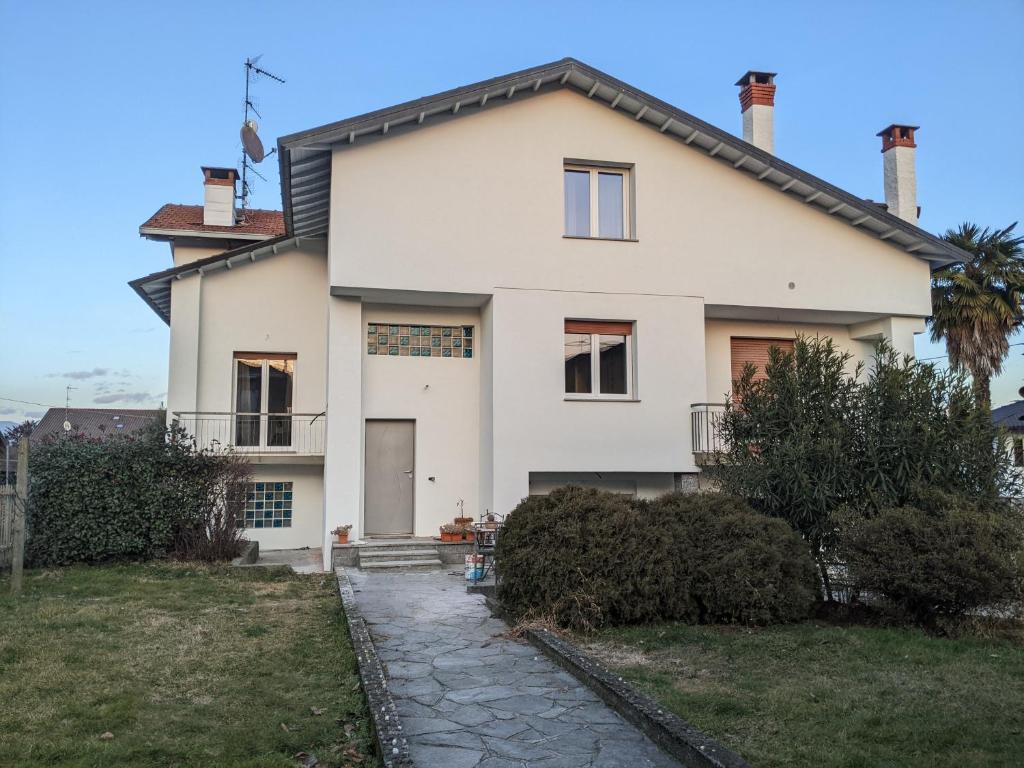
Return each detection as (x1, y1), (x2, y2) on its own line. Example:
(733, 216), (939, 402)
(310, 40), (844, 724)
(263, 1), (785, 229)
(26, 422), (248, 566)
(842, 496), (1023, 622)
(496, 487), (817, 631)
(709, 337), (1017, 599)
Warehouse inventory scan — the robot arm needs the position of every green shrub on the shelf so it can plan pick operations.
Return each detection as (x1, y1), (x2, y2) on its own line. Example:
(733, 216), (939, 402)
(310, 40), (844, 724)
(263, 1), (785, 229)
(652, 493), (820, 625)
(496, 487), (818, 631)
(842, 498), (1023, 623)
(25, 422), (247, 566)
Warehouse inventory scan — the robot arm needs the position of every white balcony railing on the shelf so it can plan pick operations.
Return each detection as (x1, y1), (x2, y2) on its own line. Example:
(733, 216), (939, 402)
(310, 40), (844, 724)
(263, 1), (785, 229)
(172, 412), (326, 456)
(690, 403), (727, 455)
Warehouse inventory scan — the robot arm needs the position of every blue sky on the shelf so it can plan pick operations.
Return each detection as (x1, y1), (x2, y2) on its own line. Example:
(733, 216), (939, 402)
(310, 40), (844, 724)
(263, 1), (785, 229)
(1, 0), (1021, 423)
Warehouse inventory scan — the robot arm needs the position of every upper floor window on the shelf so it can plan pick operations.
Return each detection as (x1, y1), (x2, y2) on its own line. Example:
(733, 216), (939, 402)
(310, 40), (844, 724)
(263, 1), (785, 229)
(234, 354), (295, 447)
(564, 320), (633, 399)
(564, 163), (631, 240)
(1014, 437), (1023, 468)
(730, 338), (795, 386)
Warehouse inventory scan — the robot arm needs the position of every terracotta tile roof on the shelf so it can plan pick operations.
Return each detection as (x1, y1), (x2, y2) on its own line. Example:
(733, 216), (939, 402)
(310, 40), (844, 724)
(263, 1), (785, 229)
(140, 204), (285, 237)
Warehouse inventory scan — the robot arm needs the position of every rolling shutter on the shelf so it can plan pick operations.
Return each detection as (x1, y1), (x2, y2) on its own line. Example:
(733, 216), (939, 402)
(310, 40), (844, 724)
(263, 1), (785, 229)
(730, 337), (795, 385)
(564, 320), (633, 335)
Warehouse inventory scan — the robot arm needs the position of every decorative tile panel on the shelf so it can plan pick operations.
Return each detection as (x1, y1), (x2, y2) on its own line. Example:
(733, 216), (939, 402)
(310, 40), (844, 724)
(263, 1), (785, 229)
(240, 481), (293, 528)
(368, 323), (474, 359)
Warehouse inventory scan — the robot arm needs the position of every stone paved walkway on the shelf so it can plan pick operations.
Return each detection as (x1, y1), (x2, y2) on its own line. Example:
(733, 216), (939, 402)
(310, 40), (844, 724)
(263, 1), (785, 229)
(347, 569), (681, 768)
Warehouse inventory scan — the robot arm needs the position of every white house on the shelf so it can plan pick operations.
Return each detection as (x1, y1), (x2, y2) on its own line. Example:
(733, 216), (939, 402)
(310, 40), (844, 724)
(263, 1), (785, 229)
(132, 59), (967, 568)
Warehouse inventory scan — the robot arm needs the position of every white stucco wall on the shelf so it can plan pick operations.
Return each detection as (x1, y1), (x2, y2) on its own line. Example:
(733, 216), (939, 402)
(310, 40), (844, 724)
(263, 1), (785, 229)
(194, 248), (328, 415)
(328, 88), (933, 319)
(704, 319), (877, 403)
(242, 464), (324, 550)
(363, 305), (481, 532)
(165, 245), (330, 552)
(488, 288), (706, 516)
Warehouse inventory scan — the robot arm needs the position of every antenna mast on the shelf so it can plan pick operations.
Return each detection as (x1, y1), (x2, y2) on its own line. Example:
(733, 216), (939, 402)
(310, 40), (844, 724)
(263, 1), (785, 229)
(240, 56), (285, 216)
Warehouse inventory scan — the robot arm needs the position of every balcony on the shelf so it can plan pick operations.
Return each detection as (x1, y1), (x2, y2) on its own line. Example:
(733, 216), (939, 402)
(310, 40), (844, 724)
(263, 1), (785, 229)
(172, 412), (326, 457)
(690, 403), (726, 459)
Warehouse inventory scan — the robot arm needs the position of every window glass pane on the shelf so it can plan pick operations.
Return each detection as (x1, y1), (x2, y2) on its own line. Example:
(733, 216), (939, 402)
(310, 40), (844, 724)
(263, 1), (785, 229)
(267, 359), (295, 447)
(598, 172), (624, 239)
(564, 170), (590, 237)
(235, 359), (262, 446)
(564, 333), (592, 393)
(598, 334), (627, 395)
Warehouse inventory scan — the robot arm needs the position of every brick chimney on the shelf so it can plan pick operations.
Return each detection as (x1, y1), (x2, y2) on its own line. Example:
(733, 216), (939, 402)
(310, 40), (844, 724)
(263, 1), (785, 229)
(876, 125), (919, 224)
(201, 166), (238, 226)
(736, 71), (777, 154)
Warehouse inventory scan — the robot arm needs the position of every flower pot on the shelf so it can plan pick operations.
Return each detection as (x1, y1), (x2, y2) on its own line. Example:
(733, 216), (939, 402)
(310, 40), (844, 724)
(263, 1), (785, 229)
(454, 517), (473, 525)
(337, 532), (349, 545)
(463, 530), (475, 542)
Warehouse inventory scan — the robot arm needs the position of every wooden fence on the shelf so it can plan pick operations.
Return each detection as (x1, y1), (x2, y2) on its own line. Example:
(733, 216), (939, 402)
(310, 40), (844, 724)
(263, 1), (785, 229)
(0, 485), (14, 570)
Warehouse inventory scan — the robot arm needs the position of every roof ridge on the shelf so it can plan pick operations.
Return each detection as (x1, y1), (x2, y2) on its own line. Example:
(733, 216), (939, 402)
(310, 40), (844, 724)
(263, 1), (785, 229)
(277, 57), (968, 266)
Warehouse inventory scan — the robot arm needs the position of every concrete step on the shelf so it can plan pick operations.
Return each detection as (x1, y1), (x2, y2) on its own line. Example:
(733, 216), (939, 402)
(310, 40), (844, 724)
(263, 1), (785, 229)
(359, 549), (440, 562)
(359, 558), (445, 571)
(357, 540), (440, 552)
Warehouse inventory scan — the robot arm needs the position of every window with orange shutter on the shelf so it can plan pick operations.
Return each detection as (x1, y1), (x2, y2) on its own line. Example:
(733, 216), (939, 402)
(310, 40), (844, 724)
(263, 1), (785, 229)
(730, 338), (795, 386)
(565, 320), (634, 398)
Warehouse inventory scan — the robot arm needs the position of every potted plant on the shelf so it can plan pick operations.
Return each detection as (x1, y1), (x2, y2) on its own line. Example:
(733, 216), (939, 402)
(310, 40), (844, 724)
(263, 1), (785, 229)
(439, 523), (461, 543)
(462, 525), (475, 543)
(332, 525), (352, 545)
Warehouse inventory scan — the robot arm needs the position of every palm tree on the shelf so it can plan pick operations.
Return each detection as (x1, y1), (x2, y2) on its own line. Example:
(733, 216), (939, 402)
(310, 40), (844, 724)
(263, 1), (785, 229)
(931, 222), (1024, 408)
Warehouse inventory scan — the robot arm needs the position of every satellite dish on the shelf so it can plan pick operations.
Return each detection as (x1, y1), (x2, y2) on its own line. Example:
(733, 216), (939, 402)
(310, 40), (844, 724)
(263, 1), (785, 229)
(63, 420), (71, 432)
(241, 120), (265, 163)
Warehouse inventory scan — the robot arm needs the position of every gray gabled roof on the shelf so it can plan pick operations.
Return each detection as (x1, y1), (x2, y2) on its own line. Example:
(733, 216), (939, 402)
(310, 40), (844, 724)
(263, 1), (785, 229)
(277, 57), (968, 268)
(992, 400), (1024, 433)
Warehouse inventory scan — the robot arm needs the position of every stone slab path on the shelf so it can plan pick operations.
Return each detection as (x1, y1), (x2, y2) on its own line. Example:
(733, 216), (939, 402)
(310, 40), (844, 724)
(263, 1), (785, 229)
(347, 569), (681, 768)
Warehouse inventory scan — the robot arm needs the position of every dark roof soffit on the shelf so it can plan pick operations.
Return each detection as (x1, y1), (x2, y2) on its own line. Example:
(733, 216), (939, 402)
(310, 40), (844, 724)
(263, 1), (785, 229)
(277, 57), (968, 267)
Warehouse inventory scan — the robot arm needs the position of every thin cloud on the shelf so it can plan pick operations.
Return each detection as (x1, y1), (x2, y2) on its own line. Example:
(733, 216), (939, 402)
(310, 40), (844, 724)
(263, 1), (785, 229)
(48, 368), (111, 380)
(0, 407), (17, 416)
(93, 392), (157, 405)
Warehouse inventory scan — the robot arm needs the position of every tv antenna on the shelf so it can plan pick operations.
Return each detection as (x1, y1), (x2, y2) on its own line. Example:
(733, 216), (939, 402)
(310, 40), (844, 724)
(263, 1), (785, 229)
(239, 55), (285, 216)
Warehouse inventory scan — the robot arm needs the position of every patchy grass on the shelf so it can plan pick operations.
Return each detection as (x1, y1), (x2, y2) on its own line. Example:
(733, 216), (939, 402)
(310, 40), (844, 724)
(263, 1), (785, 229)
(0, 563), (379, 767)
(583, 621), (1024, 768)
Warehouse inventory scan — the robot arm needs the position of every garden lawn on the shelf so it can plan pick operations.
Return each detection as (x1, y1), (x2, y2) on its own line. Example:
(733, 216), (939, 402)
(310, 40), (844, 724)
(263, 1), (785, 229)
(584, 621), (1024, 768)
(0, 563), (379, 768)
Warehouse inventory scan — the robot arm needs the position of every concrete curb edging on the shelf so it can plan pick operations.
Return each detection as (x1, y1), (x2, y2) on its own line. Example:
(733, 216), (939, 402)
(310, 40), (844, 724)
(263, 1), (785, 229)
(335, 567), (413, 768)
(484, 596), (750, 768)
(231, 539), (259, 566)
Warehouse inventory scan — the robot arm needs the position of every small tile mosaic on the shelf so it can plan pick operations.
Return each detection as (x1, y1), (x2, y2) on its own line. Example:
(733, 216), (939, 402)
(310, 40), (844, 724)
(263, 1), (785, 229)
(368, 323), (474, 359)
(240, 481), (293, 529)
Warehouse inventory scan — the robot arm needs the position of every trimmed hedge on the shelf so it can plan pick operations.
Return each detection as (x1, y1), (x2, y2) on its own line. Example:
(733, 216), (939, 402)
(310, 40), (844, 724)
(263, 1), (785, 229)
(25, 422), (242, 566)
(496, 487), (818, 631)
(842, 497), (1023, 622)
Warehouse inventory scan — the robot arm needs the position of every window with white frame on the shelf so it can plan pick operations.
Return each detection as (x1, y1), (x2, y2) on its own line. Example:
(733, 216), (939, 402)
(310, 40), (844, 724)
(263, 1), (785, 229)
(564, 320), (633, 398)
(564, 164), (631, 239)
(233, 354), (295, 447)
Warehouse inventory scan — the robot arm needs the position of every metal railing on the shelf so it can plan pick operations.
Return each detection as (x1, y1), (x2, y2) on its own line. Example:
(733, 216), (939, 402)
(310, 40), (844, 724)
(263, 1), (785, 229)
(690, 403), (727, 455)
(172, 412), (326, 455)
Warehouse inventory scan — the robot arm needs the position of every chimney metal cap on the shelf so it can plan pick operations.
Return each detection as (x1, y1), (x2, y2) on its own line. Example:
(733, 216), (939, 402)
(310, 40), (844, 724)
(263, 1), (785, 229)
(876, 124), (919, 152)
(875, 124), (920, 137)
(735, 71), (777, 86)
(201, 166), (240, 182)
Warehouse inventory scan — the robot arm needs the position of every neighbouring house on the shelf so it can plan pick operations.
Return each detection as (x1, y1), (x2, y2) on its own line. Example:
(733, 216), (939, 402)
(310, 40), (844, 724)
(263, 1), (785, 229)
(30, 408), (162, 444)
(130, 59), (968, 567)
(992, 399), (1024, 489)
